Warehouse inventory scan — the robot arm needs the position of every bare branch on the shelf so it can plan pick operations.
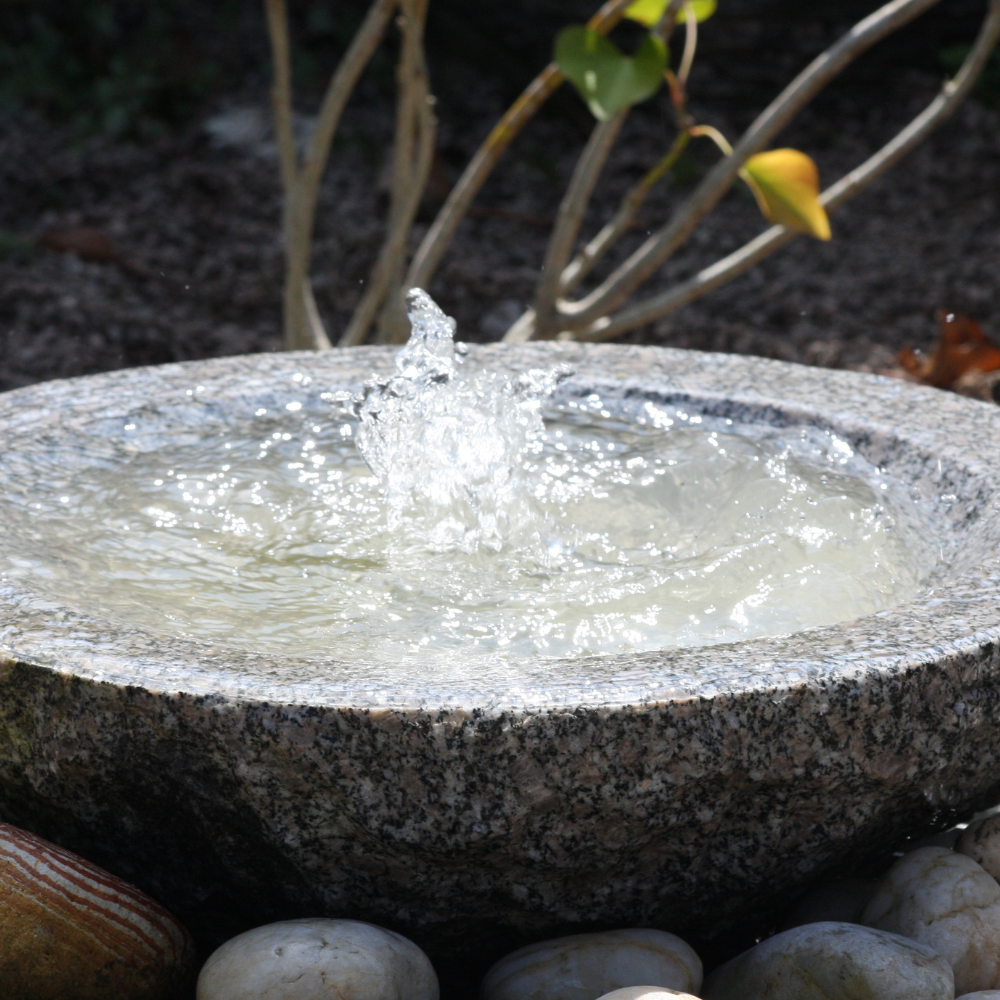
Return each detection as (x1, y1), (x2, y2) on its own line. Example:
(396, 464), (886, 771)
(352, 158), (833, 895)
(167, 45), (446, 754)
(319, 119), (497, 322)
(557, 119), (731, 309)
(303, 278), (333, 350)
(298, 0), (396, 225)
(533, 111), (628, 339)
(554, 0), (945, 330)
(504, 308), (538, 344)
(564, 129), (691, 293)
(571, 0), (1000, 342)
(403, 0), (637, 294)
(384, 40), (437, 342)
(372, 0), (426, 343)
(340, 0), (436, 347)
(505, 126), (691, 344)
(264, 0), (311, 349)
(264, 0), (297, 221)
(506, 0), (688, 344)
(265, 0), (395, 350)
(292, 0), (396, 346)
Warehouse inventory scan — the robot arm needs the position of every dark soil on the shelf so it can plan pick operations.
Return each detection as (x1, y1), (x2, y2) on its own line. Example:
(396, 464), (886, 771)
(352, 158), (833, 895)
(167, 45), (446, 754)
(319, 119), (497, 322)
(0, 35), (998, 393)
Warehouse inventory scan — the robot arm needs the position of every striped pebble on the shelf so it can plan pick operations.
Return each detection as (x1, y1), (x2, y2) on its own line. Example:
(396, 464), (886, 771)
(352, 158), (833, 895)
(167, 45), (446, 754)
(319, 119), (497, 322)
(0, 822), (196, 999)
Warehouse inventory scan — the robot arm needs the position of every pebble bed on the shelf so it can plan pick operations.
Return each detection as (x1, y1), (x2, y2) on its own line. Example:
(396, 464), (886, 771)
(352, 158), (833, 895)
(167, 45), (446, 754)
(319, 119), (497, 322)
(4, 811), (1000, 999)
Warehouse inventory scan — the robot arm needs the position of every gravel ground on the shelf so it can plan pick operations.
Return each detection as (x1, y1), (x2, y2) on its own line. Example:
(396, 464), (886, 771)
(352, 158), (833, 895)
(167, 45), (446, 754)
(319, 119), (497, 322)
(0, 61), (997, 392)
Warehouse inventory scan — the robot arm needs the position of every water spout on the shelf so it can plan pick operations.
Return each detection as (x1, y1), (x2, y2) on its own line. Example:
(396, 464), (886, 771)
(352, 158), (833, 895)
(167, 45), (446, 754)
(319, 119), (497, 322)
(348, 289), (572, 554)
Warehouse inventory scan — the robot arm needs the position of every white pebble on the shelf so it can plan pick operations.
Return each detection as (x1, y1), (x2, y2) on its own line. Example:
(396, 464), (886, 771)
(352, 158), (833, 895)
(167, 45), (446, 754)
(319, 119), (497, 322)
(957, 992), (1000, 999)
(958, 815), (1000, 881)
(196, 918), (438, 1000)
(595, 989), (700, 1000)
(480, 929), (702, 1000)
(702, 921), (953, 1000)
(861, 846), (1000, 994)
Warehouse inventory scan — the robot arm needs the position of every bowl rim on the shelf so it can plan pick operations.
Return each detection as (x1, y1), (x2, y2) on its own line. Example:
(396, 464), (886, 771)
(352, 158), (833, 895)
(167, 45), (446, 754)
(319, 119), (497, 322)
(2, 342), (999, 713)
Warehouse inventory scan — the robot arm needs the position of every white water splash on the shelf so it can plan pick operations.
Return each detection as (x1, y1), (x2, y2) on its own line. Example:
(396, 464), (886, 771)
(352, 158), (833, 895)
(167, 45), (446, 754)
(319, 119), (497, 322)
(348, 289), (572, 554)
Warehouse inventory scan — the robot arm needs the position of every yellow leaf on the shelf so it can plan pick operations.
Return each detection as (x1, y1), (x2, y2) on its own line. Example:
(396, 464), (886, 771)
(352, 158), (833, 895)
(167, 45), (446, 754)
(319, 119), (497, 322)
(740, 149), (831, 241)
(625, 0), (717, 27)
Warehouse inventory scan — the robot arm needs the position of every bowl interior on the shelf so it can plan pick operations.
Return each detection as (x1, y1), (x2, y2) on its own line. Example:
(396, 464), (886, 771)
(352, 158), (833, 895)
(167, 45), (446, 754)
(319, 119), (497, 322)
(1, 343), (999, 710)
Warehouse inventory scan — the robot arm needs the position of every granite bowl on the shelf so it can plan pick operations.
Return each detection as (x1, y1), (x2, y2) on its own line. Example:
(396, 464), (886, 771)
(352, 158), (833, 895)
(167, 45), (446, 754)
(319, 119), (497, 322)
(1, 343), (999, 972)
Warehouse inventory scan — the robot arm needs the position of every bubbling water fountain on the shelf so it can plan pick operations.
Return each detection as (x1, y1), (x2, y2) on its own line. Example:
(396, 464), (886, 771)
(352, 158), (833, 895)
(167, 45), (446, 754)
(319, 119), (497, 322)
(1, 310), (1000, 967)
(350, 288), (570, 556)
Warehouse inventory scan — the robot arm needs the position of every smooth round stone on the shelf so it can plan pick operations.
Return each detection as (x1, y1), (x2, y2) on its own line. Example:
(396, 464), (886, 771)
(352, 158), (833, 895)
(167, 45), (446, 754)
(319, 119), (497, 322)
(958, 815), (1000, 881)
(957, 993), (1000, 999)
(780, 878), (876, 929)
(480, 929), (702, 1000)
(595, 989), (700, 1000)
(861, 845), (1000, 994)
(0, 821), (196, 1000)
(702, 921), (953, 1000)
(196, 918), (438, 1000)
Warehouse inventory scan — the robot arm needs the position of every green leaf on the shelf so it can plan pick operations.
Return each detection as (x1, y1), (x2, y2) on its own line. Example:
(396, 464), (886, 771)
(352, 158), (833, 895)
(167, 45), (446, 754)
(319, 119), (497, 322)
(740, 148), (831, 240)
(624, 0), (717, 28)
(555, 27), (667, 121)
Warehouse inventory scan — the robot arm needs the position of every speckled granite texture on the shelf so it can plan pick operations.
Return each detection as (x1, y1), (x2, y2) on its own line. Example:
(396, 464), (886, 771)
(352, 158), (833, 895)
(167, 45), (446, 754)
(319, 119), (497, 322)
(1, 344), (1000, 969)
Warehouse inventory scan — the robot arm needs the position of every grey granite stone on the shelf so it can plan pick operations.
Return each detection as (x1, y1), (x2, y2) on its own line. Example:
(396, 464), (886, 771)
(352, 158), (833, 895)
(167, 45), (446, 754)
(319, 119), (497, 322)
(1, 344), (1000, 970)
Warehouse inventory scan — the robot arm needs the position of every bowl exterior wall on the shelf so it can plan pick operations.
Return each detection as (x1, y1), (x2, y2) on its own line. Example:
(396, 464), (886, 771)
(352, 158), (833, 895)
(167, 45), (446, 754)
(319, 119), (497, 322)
(1, 647), (999, 965)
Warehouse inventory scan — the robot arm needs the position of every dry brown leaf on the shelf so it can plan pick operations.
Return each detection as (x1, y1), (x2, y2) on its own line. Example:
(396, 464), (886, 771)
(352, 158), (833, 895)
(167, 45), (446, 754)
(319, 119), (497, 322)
(38, 226), (119, 262)
(898, 311), (1000, 390)
(37, 225), (152, 279)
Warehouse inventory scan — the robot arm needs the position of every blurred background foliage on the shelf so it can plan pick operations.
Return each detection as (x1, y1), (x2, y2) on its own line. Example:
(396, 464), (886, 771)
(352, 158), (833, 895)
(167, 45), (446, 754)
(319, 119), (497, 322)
(0, 0), (994, 139)
(0, 0), (252, 137)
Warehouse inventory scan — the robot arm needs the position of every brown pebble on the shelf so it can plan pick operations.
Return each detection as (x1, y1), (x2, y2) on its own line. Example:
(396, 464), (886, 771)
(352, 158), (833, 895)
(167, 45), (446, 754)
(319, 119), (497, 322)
(0, 822), (196, 999)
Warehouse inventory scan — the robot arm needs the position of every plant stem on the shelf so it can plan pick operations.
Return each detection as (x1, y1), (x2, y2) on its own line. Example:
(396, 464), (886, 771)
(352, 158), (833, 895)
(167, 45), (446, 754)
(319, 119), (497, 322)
(384, 9), (437, 343)
(688, 124), (732, 155)
(264, 0), (297, 217)
(265, 0), (395, 350)
(533, 111), (628, 339)
(510, 0), (687, 343)
(264, 0), (309, 349)
(295, 0), (396, 349)
(553, 126), (731, 295)
(505, 127), (693, 343)
(403, 0), (637, 294)
(506, 113), (736, 342)
(340, 0), (436, 347)
(653, 0), (687, 42)
(677, 2), (698, 89)
(302, 277), (332, 349)
(568, 129), (691, 291)
(504, 41), (739, 342)
(376, 0), (432, 343)
(553, 0), (945, 332)
(570, 0), (1000, 341)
